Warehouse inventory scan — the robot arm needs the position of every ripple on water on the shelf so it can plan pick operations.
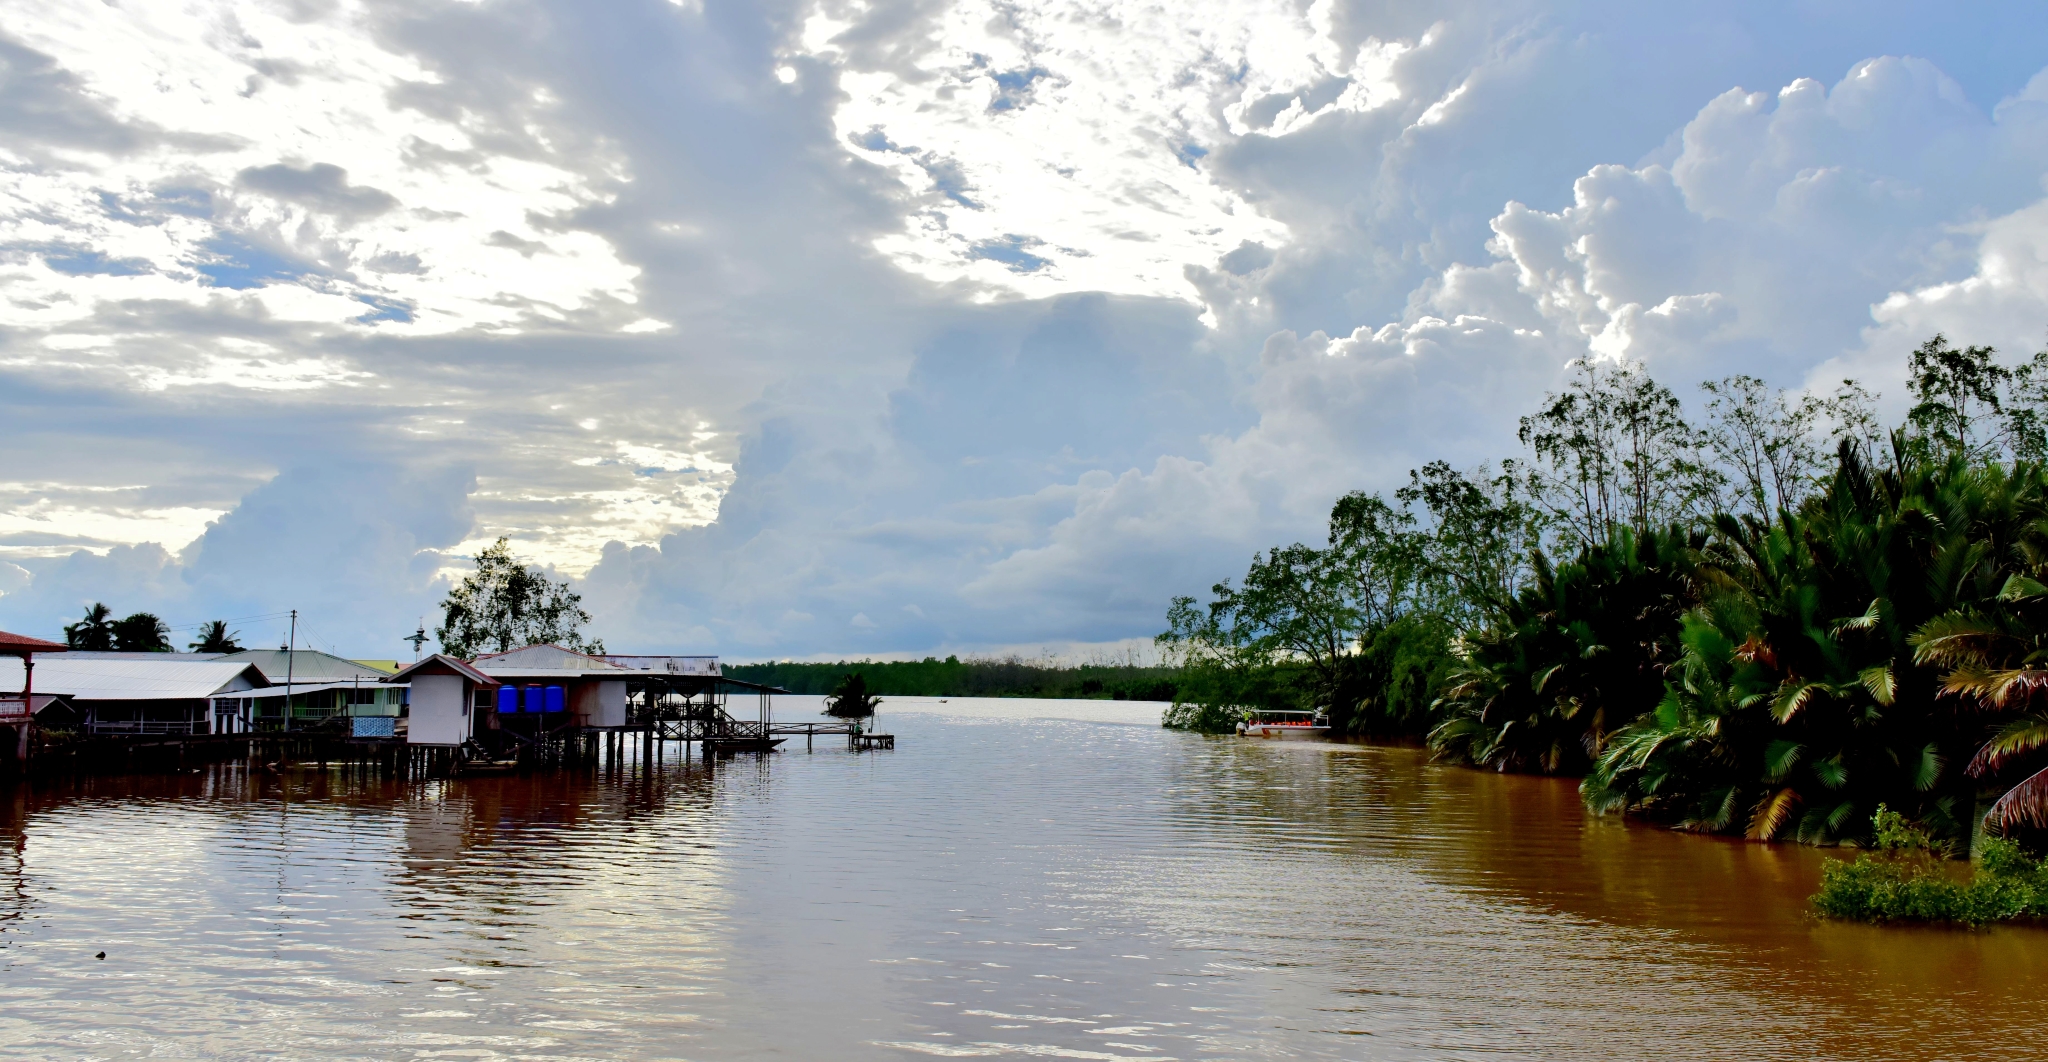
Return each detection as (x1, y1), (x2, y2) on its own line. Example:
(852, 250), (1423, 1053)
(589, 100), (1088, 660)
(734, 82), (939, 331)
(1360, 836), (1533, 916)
(1, 701), (2044, 1060)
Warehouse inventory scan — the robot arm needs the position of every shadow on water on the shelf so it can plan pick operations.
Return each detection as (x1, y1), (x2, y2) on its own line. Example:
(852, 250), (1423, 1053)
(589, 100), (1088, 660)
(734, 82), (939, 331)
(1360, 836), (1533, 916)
(1160, 735), (2048, 1059)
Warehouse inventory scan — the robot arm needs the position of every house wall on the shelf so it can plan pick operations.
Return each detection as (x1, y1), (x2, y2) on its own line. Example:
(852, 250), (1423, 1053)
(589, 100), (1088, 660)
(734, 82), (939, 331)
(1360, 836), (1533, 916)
(408, 674), (471, 746)
(571, 680), (628, 727)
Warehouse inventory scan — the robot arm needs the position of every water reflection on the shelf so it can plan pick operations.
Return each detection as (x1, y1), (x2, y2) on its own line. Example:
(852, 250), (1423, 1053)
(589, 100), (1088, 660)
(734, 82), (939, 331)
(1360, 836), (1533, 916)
(0, 706), (2041, 1060)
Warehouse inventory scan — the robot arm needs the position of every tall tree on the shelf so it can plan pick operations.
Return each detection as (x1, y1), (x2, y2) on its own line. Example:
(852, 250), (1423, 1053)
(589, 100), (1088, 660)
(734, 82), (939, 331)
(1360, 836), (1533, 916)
(189, 620), (243, 653)
(111, 612), (170, 652)
(1518, 359), (1720, 552)
(436, 537), (604, 658)
(63, 602), (115, 650)
(1696, 374), (1884, 523)
(1395, 461), (1542, 624)
(1906, 333), (2009, 459)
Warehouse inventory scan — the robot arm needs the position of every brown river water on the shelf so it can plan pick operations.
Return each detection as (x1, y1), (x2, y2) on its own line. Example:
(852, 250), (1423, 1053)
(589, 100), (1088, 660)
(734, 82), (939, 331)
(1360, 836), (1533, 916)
(1, 696), (2043, 1060)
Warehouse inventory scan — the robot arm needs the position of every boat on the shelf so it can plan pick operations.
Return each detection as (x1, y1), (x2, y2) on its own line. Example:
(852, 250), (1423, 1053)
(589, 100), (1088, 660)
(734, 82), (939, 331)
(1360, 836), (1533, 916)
(1237, 709), (1331, 738)
(456, 757), (521, 775)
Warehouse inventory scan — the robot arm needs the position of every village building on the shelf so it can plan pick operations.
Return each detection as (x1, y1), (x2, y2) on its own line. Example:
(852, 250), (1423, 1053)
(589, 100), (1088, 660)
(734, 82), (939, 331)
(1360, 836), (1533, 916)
(468, 644), (637, 730)
(385, 655), (498, 746)
(219, 649), (407, 730)
(0, 653), (270, 736)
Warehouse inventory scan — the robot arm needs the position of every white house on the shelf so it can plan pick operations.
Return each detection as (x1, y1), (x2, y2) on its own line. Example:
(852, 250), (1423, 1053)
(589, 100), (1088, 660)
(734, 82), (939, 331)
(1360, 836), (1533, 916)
(385, 655), (498, 746)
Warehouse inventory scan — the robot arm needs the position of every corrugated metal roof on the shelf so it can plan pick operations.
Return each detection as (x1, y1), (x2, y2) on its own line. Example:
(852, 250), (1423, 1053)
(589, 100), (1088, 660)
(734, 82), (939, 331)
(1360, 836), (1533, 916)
(0, 657), (268, 701)
(601, 655), (720, 676)
(472, 645), (634, 673)
(222, 649), (390, 683)
(387, 654), (498, 686)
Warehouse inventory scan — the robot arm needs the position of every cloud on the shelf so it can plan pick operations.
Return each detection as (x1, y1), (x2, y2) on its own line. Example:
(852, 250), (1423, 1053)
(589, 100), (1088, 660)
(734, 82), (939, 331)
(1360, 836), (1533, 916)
(236, 162), (399, 220)
(7, 0), (2048, 659)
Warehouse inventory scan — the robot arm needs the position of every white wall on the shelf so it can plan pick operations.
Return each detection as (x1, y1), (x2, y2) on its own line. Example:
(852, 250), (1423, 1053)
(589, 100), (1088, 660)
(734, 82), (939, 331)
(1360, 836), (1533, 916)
(407, 674), (470, 745)
(571, 680), (628, 727)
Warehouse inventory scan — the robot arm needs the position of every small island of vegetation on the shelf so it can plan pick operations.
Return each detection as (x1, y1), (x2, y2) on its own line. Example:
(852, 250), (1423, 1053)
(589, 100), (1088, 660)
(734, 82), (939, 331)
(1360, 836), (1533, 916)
(1159, 335), (2048, 925)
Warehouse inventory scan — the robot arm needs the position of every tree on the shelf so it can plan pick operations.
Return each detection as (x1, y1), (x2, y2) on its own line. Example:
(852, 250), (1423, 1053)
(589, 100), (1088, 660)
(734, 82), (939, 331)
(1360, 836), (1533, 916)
(111, 612), (170, 652)
(1396, 461), (1543, 623)
(1906, 334), (2008, 459)
(63, 603), (115, 650)
(189, 620), (243, 653)
(1518, 359), (1720, 552)
(436, 537), (604, 658)
(824, 672), (882, 718)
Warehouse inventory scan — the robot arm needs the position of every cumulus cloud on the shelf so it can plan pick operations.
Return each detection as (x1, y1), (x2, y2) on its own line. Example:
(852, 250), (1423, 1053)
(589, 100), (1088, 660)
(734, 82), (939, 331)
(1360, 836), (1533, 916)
(6, 0), (2048, 660)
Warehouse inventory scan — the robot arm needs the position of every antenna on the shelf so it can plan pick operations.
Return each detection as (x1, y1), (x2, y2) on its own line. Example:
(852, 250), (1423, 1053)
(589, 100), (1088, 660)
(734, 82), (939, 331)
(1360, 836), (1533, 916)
(406, 619), (429, 661)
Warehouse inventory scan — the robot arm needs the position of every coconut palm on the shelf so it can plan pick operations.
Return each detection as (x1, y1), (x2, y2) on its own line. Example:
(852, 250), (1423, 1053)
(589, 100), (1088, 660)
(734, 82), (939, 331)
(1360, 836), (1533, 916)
(63, 602), (115, 650)
(189, 620), (243, 653)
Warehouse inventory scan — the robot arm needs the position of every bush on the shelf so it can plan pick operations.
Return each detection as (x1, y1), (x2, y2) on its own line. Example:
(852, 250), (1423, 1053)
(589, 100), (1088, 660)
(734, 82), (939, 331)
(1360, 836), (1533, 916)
(1162, 700), (1246, 734)
(1812, 806), (2048, 925)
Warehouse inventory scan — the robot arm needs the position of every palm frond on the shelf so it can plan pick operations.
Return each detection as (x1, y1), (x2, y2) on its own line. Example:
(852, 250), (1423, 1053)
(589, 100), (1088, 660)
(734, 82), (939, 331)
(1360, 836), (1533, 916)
(1747, 787), (1801, 841)
(1911, 743), (1944, 791)
(1985, 766), (2048, 832)
(1832, 598), (1884, 636)
(1966, 714), (2048, 777)
(1984, 668), (2048, 709)
(1857, 665), (1896, 706)
(1762, 739), (1803, 783)
(1771, 682), (1826, 723)
(1998, 573), (2048, 601)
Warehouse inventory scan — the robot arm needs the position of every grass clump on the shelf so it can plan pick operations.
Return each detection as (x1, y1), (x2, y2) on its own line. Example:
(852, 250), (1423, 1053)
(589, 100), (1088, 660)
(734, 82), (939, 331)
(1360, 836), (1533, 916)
(1812, 805), (2048, 926)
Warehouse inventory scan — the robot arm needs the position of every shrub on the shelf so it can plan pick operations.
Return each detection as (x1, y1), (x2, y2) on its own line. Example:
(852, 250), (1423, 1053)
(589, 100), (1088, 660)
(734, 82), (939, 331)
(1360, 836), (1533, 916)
(1812, 806), (2048, 925)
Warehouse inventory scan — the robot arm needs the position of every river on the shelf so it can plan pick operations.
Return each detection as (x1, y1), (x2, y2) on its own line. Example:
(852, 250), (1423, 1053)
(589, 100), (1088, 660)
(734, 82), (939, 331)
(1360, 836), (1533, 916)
(2, 697), (2042, 1060)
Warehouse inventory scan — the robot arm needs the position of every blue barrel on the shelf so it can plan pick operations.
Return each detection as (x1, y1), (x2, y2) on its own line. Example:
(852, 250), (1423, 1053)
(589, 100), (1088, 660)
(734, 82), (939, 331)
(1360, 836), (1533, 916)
(524, 685), (544, 713)
(497, 686), (519, 714)
(544, 686), (565, 713)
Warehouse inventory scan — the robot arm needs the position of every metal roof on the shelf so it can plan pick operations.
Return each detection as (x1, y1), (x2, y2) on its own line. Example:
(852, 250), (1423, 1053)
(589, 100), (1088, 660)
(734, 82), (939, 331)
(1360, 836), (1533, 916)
(472, 645), (635, 673)
(601, 654), (720, 676)
(386, 654), (498, 686)
(0, 657), (269, 701)
(222, 649), (391, 684)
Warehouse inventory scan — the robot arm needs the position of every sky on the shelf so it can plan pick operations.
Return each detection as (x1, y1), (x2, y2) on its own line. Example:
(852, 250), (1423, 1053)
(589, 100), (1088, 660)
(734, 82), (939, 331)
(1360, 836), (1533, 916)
(3, 0), (2048, 660)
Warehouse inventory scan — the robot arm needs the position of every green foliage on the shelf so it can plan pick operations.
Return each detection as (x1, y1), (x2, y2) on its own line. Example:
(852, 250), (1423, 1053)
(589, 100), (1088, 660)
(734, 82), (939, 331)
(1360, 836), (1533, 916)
(1431, 525), (1701, 775)
(1164, 334), (2048, 853)
(1161, 700), (1248, 734)
(436, 537), (603, 659)
(824, 672), (882, 718)
(724, 655), (1181, 701)
(63, 603), (114, 650)
(189, 620), (242, 653)
(1812, 807), (2048, 925)
(111, 612), (169, 652)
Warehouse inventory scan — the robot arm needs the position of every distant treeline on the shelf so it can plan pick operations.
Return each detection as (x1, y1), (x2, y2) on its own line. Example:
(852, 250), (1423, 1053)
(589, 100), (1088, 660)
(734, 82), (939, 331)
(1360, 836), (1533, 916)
(724, 655), (1182, 701)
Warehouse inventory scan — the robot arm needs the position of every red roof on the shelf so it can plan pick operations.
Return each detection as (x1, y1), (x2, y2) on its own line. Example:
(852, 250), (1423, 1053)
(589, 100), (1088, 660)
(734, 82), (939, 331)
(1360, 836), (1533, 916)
(0, 630), (66, 654)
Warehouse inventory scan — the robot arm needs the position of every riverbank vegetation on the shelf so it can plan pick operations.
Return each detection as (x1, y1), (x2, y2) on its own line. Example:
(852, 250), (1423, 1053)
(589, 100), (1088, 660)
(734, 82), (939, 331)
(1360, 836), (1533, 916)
(724, 655), (1182, 701)
(1161, 336), (2048, 875)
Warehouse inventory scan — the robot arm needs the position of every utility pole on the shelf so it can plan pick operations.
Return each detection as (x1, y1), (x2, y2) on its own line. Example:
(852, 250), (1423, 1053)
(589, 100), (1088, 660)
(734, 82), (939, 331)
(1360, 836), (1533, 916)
(283, 609), (296, 734)
(406, 619), (428, 662)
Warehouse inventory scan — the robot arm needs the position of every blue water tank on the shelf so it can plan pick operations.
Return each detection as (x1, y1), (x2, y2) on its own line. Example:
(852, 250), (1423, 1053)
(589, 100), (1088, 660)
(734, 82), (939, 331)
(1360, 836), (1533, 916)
(524, 685), (545, 713)
(545, 686), (565, 713)
(497, 686), (519, 714)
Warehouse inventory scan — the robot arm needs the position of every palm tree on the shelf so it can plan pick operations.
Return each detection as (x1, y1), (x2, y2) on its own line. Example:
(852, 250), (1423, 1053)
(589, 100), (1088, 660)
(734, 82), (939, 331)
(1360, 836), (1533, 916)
(189, 620), (243, 653)
(111, 612), (171, 652)
(1430, 525), (1702, 774)
(63, 602), (115, 650)
(824, 673), (882, 719)
(1911, 556), (2048, 834)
